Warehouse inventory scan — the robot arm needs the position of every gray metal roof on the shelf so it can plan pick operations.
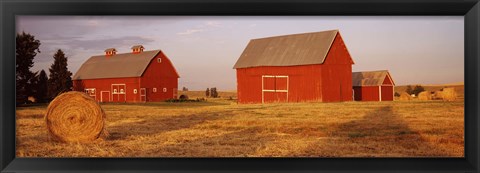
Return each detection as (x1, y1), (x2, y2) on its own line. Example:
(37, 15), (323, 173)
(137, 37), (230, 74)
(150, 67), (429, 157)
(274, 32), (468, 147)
(73, 50), (163, 80)
(131, 45), (144, 49)
(233, 30), (339, 69)
(352, 70), (395, 86)
(104, 48), (116, 52)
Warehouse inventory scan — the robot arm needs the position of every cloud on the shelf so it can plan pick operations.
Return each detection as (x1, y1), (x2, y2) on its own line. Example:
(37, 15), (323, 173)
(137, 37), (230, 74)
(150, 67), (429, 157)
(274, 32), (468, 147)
(176, 21), (222, 36)
(205, 21), (221, 27)
(177, 29), (204, 35)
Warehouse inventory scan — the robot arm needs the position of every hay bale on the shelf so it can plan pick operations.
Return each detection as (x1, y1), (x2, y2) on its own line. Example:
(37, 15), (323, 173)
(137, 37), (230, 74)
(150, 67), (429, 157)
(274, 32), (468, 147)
(45, 91), (106, 143)
(442, 87), (457, 101)
(399, 92), (412, 101)
(417, 91), (431, 100)
(433, 91), (443, 100)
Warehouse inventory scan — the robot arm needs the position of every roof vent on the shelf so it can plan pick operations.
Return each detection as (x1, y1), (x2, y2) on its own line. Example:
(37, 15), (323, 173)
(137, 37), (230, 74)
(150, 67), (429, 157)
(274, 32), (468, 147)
(131, 45), (144, 54)
(105, 48), (117, 56)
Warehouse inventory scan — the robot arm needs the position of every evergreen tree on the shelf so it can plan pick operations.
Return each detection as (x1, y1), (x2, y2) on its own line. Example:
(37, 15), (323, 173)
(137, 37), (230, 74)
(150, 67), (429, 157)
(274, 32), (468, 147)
(16, 32), (41, 104)
(35, 70), (48, 103)
(48, 49), (72, 99)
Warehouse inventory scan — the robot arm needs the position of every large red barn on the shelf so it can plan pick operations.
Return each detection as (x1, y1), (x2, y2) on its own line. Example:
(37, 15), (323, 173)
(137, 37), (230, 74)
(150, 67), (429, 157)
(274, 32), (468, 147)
(72, 45), (179, 102)
(233, 30), (354, 104)
(352, 70), (395, 101)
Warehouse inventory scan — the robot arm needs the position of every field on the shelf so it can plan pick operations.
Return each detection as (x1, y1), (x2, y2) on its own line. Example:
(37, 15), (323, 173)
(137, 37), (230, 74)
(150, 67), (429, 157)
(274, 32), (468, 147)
(16, 86), (464, 157)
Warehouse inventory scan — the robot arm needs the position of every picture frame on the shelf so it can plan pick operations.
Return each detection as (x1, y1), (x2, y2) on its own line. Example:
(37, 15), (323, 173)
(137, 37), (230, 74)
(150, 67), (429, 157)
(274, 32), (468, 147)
(1, 0), (479, 172)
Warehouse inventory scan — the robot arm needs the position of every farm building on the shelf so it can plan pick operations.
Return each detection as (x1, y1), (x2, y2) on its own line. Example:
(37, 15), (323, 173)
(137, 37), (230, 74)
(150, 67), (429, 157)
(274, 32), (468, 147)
(352, 70), (395, 101)
(72, 45), (180, 102)
(233, 30), (354, 104)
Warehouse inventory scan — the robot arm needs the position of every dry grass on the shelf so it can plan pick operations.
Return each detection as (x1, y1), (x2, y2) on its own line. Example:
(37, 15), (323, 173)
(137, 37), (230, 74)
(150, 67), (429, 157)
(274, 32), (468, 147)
(16, 91), (464, 157)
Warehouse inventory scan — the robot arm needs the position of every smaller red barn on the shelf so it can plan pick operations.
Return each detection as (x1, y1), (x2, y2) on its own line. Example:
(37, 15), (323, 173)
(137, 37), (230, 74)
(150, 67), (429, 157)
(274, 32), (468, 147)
(72, 45), (180, 103)
(352, 70), (395, 101)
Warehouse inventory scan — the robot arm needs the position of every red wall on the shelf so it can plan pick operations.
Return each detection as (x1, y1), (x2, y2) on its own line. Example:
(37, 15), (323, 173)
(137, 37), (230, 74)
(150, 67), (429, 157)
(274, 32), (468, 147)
(236, 65), (324, 104)
(140, 51), (179, 101)
(353, 76), (395, 101)
(73, 51), (180, 103)
(73, 77), (141, 102)
(236, 33), (353, 104)
(353, 86), (380, 101)
(381, 86), (394, 101)
(320, 33), (353, 102)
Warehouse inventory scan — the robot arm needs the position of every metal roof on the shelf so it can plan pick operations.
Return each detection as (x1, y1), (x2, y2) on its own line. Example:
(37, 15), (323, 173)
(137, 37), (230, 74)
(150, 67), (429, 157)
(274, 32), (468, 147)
(104, 48), (116, 52)
(73, 50), (164, 80)
(233, 30), (339, 69)
(352, 70), (395, 86)
(131, 45), (144, 49)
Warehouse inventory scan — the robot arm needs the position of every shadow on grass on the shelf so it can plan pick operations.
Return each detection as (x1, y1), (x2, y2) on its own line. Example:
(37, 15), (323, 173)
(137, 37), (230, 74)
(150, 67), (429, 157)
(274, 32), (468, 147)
(144, 127), (275, 157)
(292, 106), (453, 157)
(106, 109), (237, 141)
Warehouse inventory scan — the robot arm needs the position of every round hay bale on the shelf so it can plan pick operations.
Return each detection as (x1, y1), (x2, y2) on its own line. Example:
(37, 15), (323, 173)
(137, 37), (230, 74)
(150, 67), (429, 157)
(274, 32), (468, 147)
(417, 91), (431, 100)
(442, 87), (457, 101)
(399, 92), (412, 101)
(45, 91), (106, 143)
(433, 91), (443, 100)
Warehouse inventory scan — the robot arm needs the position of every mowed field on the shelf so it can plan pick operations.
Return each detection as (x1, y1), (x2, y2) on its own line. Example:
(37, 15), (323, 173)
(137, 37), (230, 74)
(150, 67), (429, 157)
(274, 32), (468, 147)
(16, 86), (464, 157)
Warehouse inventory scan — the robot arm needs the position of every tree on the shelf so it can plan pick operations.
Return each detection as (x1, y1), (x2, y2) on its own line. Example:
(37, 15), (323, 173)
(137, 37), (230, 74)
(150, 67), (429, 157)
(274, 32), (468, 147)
(48, 49), (72, 99)
(35, 70), (48, 103)
(210, 87), (218, 98)
(182, 87), (188, 91)
(394, 92), (400, 97)
(16, 32), (41, 104)
(405, 85), (413, 95)
(205, 88), (210, 97)
(412, 85), (425, 96)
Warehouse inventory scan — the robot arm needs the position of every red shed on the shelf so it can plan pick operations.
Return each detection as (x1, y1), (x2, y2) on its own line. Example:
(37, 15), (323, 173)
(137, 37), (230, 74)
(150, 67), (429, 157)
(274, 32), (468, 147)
(233, 30), (354, 104)
(352, 70), (395, 101)
(72, 45), (180, 103)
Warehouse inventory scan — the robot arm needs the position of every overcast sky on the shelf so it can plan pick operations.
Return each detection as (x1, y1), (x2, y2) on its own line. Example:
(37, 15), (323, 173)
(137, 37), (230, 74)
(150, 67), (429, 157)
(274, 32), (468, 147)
(16, 16), (463, 91)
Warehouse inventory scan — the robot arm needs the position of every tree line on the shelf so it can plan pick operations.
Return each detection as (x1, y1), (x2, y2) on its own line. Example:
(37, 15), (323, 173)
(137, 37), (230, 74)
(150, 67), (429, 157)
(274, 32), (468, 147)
(16, 32), (72, 105)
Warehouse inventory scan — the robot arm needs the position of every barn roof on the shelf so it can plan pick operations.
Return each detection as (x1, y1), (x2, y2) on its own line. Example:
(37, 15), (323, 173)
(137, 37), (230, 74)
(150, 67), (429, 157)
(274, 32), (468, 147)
(73, 50), (176, 80)
(352, 70), (395, 86)
(233, 30), (340, 69)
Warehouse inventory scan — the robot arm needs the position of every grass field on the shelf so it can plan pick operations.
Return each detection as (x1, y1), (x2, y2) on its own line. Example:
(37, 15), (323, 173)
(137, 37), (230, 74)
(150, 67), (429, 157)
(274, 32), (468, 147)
(16, 87), (464, 157)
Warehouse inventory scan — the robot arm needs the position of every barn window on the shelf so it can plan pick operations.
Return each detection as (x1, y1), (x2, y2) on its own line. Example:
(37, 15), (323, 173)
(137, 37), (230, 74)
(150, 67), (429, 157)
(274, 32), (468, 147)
(120, 89), (124, 93)
(163, 88), (167, 92)
(134, 89), (138, 94)
(157, 58), (162, 63)
(153, 88), (157, 92)
(113, 89), (117, 93)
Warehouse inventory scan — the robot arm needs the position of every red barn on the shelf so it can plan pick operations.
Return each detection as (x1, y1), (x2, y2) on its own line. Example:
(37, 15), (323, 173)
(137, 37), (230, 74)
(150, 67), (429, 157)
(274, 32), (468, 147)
(72, 45), (180, 102)
(233, 30), (354, 104)
(352, 70), (395, 101)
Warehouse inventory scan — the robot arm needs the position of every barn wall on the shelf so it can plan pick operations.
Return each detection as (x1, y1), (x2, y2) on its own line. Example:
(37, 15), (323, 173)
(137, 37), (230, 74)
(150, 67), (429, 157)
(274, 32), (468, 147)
(321, 33), (354, 102)
(236, 64), (323, 104)
(73, 77), (141, 102)
(381, 85), (394, 101)
(140, 51), (179, 101)
(236, 33), (354, 104)
(353, 86), (380, 101)
(383, 75), (394, 85)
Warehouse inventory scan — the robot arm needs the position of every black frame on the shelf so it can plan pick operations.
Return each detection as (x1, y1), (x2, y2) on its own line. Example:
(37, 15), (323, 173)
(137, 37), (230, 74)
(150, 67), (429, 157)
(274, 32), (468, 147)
(1, 0), (479, 172)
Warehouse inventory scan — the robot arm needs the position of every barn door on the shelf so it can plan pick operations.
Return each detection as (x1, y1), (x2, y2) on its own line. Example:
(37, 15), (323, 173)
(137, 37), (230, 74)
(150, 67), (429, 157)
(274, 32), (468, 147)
(140, 88), (147, 102)
(112, 84), (126, 102)
(100, 91), (110, 102)
(262, 75), (289, 103)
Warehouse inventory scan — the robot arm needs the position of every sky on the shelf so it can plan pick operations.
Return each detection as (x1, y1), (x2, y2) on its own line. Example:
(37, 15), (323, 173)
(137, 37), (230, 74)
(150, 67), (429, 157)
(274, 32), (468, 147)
(16, 16), (464, 91)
